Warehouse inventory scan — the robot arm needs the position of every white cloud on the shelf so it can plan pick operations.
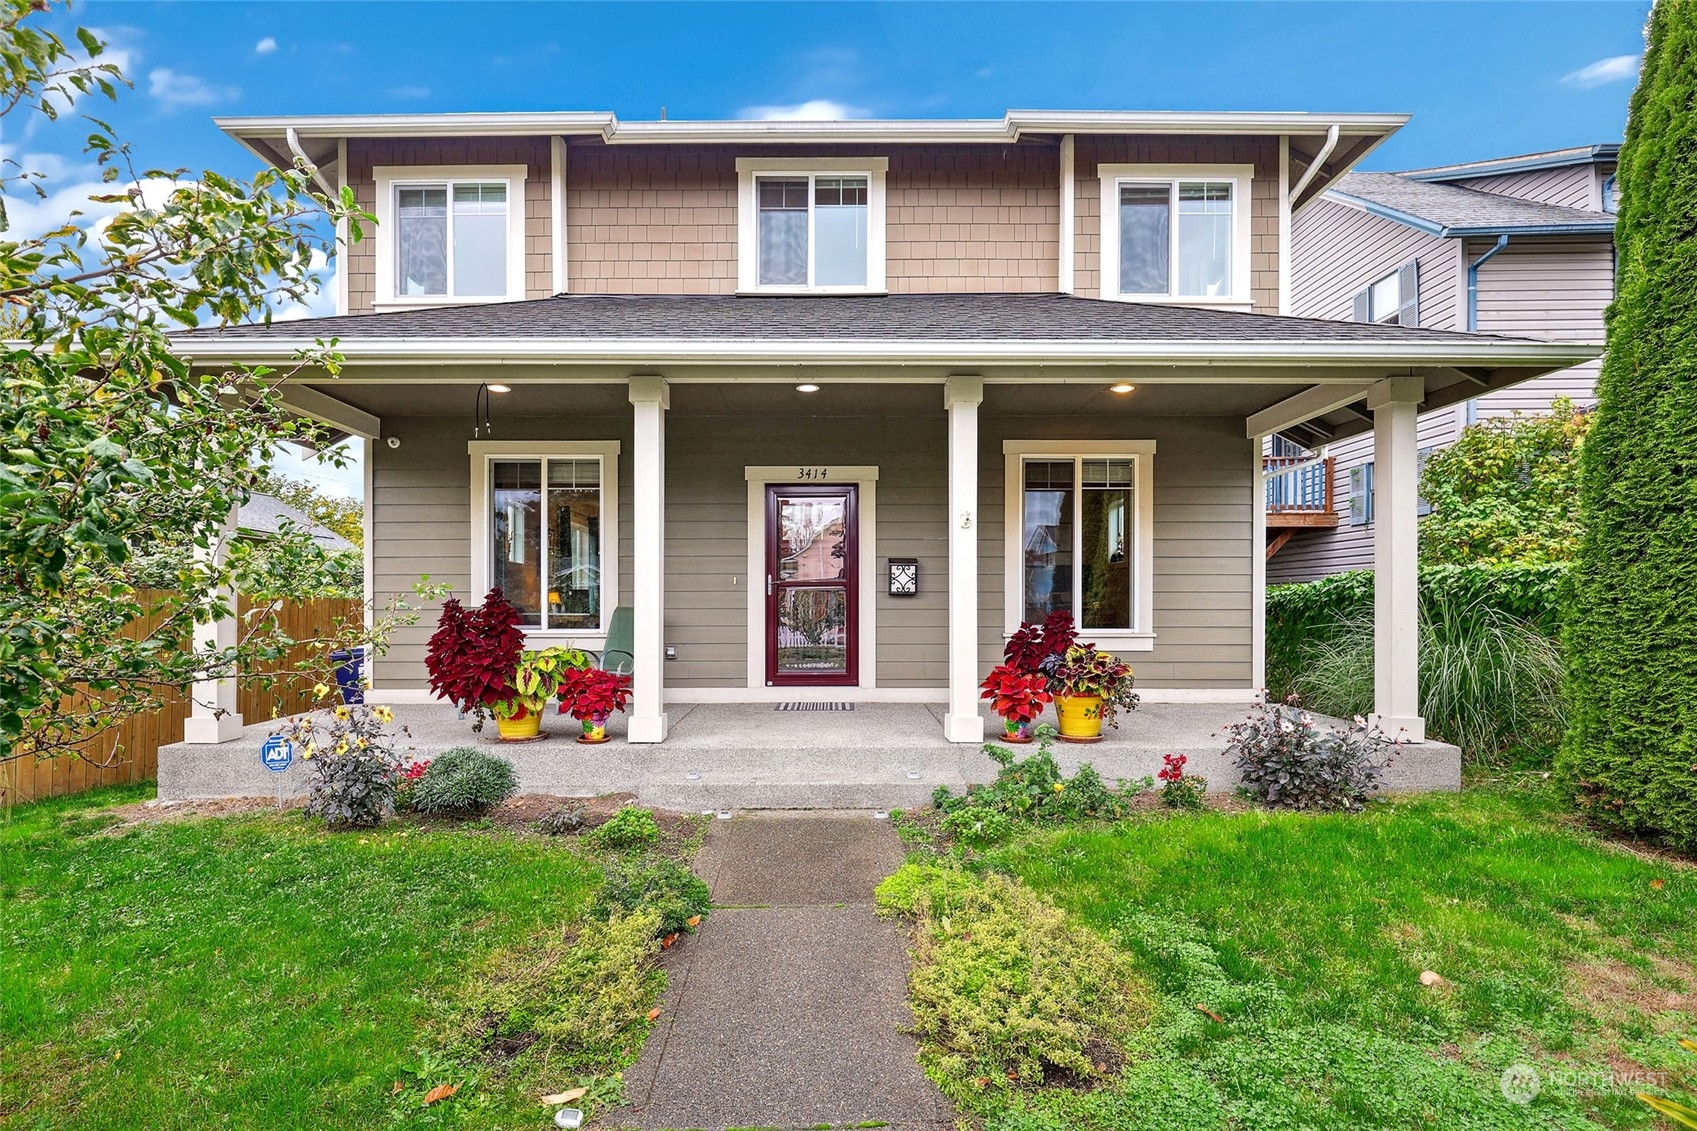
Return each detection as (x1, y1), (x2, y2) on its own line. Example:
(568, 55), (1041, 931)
(254, 36), (278, 55)
(148, 67), (237, 109)
(273, 250), (339, 324)
(386, 85), (431, 100)
(1561, 54), (1640, 89)
(736, 98), (870, 122)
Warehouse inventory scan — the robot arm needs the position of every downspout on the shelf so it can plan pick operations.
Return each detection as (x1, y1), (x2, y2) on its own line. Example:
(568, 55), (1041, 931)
(285, 127), (337, 198)
(1287, 123), (1340, 206)
(1464, 234), (1510, 424)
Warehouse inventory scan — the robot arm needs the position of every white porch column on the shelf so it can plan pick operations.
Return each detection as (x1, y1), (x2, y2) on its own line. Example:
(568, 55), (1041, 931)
(183, 504), (244, 743)
(627, 377), (670, 743)
(944, 377), (985, 744)
(1367, 376), (1426, 742)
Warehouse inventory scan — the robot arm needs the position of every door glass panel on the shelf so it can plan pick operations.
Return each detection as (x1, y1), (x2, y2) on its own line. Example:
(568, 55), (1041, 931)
(546, 458), (600, 630)
(1080, 459), (1134, 629)
(776, 587), (848, 675)
(492, 460), (541, 626)
(776, 495), (847, 581)
(1021, 460), (1074, 623)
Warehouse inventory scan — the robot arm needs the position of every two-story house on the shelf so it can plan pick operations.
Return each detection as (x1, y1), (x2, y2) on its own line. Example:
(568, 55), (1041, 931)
(179, 111), (1593, 753)
(1265, 145), (1617, 579)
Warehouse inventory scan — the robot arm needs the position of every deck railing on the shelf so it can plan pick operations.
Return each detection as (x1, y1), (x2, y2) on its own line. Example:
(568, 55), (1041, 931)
(1264, 455), (1336, 515)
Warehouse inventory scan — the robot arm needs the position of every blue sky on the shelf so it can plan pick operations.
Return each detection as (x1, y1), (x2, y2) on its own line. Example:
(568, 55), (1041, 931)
(8, 1), (1650, 496)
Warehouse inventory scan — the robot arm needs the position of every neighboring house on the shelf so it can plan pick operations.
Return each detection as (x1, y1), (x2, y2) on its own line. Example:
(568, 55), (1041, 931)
(238, 492), (356, 553)
(1266, 145), (1617, 579)
(176, 110), (1594, 747)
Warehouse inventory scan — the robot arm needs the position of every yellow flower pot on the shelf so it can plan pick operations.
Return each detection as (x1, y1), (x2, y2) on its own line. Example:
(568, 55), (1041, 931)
(1054, 694), (1104, 742)
(495, 706), (542, 741)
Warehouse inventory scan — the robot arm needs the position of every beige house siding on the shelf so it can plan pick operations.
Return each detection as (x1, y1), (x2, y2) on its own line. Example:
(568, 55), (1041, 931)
(369, 402), (1254, 692)
(1071, 135), (1281, 313)
(564, 142), (1061, 294)
(1449, 164), (1604, 211)
(345, 136), (554, 314)
(1290, 196), (1462, 328)
(1469, 235), (1612, 416)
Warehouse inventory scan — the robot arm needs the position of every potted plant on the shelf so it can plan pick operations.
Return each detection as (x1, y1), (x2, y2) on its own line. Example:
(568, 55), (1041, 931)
(557, 666), (634, 744)
(1041, 643), (1139, 743)
(979, 663), (1051, 743)
(424, 588), (525, 732)
(494, 645), (590, 741)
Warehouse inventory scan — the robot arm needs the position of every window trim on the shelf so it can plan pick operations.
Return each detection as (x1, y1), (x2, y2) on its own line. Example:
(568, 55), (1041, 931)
(468, 440), (621, 642)
(1002, 439), (1156, 649)
(374, 164), (529, 308)
(735, 157), (888, 295)
(1097, 163), (1254, 307)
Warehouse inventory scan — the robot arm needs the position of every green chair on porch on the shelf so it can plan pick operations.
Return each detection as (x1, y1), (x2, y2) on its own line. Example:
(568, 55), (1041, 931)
(598, 606), (634, 675)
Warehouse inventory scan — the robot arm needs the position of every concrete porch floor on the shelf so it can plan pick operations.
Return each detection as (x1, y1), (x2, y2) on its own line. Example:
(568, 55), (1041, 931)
(157, 700), (1460, 807)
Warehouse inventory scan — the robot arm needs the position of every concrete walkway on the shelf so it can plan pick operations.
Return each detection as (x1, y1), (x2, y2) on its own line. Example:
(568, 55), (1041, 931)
(610, 814), (950, 1131)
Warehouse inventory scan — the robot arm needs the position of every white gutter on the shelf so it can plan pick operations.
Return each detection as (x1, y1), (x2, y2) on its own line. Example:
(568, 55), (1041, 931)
(182, 335), (1599, 369)
(218, 109), (1410, 147)
(1287, 123), (1340, 206)
(285, 127), (337, 197)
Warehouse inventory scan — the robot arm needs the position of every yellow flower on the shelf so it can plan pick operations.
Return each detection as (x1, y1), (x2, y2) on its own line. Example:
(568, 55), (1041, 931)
(374, 706), (394, 724)
(312, 683), (331, 700)
(303, 742), (316, 759)
(1053, 783), (1065, 792)
(333, 705), (350, 720)
(355, 737), (366, 748)
(335, 739), (349, 755)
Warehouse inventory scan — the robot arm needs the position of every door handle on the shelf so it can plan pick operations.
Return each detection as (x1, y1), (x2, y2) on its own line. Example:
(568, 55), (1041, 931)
(767, 574), (774, 596)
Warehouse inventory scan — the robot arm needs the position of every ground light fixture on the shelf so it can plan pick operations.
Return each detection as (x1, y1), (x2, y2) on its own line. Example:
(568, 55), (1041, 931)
(1109, 383), (1136, 394)
(796, 383), (821, 392)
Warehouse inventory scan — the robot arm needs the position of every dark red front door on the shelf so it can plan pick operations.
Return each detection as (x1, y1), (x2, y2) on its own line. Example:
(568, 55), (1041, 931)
(765, 485), (858, 686)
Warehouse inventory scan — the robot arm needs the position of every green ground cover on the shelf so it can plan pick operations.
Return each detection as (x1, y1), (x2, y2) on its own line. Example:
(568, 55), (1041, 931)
(955, 781), (1697, 1130)
(0, 785), (669, 1130)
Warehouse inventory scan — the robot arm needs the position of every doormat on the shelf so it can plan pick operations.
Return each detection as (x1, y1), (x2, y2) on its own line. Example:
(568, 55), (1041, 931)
(774, 702), (856, 712)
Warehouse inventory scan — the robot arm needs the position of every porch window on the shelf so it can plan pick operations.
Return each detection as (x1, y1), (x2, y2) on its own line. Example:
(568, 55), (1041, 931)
(1099, 165), (1253, 304)
(375, 165), (528, 305)
(471, 441), (621, 637)
(1004, 443), (1156, 643)
(737, 158), (888, 293)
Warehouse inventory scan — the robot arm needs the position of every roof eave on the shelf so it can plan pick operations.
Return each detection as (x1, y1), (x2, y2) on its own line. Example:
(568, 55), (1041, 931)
(179, 336), (1601, 369)
(1325, 191), (1615, 238)
(1402, 143), (1622, 182)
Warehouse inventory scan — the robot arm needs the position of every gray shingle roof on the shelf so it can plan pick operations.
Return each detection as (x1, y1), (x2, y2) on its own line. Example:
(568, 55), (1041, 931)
(238, 493), (355, 552)
(1328, 172), (1614, 235)
(191, 292), (1524, 345)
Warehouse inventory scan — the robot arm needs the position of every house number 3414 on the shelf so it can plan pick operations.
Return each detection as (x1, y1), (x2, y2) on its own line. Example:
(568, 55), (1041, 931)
(796, 467), (829, 480)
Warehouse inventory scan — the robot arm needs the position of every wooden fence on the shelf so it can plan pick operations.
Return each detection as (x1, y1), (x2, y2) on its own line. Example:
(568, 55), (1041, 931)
(2, 593), (363, 805)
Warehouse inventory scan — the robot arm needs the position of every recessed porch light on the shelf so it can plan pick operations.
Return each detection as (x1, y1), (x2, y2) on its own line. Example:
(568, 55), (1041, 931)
(486, 383), (512, 393)
(1109, 383), (1136, 394)
(796, 383), (821, 393)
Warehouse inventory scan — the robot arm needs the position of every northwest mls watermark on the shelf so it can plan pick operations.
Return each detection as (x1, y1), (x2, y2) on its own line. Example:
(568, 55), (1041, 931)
(1500, 1063), (1673, 1104)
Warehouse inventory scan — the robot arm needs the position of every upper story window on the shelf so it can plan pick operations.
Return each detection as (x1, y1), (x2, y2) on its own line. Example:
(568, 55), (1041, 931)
(1352, 260), (1419, 326)
(374, 165), (528, 306)
(1098, 164), (1253, 306)
(737, 158), (888, 293)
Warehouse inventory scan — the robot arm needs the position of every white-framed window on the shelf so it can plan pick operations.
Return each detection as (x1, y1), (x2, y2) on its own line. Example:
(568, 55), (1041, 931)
(1352, 260), (1420, 326)
(374, 165), (528, 306)
(1098, 164), (1253, 305)
(468, 441), (620, 639)
(1003, 440), (1156, 648)
(736, 157), (888, 293)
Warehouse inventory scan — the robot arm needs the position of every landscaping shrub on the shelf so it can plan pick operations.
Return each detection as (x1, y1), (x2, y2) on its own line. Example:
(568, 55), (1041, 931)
(1559, 0), (1697, 853)
(1266, 564), (1565, 699)
(1290, 594), (1566, 762)
(286, 701), (403, 829)
(591, 854), (710, 938)
(932, 729), (1136, 847)
(461, 908), (664, 1075)
(536, 803), (586, 836)
(407, 746), (519, 815)
(1226, 698), (1391, 812)
(582, 805), (661, 850)
(875, 862), (1153, 1102)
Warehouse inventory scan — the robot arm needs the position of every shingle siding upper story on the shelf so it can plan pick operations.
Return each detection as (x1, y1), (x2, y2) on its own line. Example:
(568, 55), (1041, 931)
(339, 132), (1284, 315)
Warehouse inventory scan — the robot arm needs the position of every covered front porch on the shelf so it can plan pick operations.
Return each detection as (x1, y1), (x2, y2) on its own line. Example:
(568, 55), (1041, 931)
(156, 698), (1462, 806)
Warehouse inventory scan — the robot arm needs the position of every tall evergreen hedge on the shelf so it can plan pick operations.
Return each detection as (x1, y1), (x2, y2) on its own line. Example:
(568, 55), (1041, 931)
(1558, 0), (1697, 851)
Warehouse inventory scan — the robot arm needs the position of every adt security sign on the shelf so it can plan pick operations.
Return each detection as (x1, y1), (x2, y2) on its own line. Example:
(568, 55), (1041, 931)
(260, 735), (294, 773)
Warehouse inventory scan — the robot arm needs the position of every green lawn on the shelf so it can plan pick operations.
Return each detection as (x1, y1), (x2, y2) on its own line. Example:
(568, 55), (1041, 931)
(1, 785), (604, 1130)
(977, 780), (1697, 1130)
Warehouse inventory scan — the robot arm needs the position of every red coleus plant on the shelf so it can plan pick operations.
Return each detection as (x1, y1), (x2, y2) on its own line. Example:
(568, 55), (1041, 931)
(424, 588), (526, 711)
(1157, 753), (1187, 784)
(556, 666), (634, 721)
(1003, 609), (1079, 675)
(979, 663), (1052, 724)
